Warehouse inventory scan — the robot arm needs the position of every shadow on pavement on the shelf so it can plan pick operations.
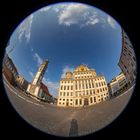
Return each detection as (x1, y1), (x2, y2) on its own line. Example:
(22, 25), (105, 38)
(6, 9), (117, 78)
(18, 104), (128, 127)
(69, 118), (78, 137)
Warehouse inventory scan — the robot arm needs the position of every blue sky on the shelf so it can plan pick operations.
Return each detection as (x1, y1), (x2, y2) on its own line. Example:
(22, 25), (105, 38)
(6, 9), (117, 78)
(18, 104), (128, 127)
(6, 2), (122, 97)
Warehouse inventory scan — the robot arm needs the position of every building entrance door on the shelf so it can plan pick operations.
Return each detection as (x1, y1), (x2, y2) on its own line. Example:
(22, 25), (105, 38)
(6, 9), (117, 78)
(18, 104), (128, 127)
(66, 102), (69, 106)
(84, 98), (89, 106)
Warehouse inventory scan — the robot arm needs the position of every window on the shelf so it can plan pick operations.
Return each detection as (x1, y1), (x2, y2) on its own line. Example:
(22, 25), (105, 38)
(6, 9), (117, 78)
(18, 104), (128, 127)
(59, 98), (61, 100)
(83, 83), (84, 89)
(92, 82), (94, 88)
(102, 82), (104, 86)
(71, 99), (73, 101)
(128, 53), (132, 57)
(60, 92), (62, 96)
(100, 88), (102, 92)
(96, 83), (98, 87)
(63, 92), (65, 96)
(86, 84), (88, 89)
(64, 86), (66, 90)
(67, 86), (69, 90)
(59, 102), (61, 104)
(80, 99), (82, 105)
(75, 84), (77, 90)
(90, 90), (92, 95)
(99, 82), (101, 86)
(79, 83), (81, 89)
(75, 99), (78, 105)
(97, 89), (99, 93)
(94, 97), (96, 102)
(71, 92), (72, 96)
(67, 99), (69, 101)
(133, 56), (136, 61)
(83, 92), (85, 95)
(63, 99), (65, 101)
(89, 83), (91, 88)
(67, 92), (69, 96)
(71, 86), (73, 90)
(90, 97), (93, 103)
(124, 65), (127, 69)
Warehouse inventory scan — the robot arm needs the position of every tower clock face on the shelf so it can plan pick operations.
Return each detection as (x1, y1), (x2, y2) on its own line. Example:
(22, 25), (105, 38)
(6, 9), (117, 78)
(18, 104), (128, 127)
(30, 85), (36, 93)
(39, 66), (44, 71)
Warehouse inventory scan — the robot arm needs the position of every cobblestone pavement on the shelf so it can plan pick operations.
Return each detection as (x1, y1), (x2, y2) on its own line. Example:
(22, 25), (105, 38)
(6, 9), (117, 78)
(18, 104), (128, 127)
(3, 78), (135, 137)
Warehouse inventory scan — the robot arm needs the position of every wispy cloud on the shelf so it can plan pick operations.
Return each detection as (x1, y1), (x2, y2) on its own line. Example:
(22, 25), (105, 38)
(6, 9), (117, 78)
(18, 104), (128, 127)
(43, 77), (59, 97)
(29, 71), (34, 78)
(18, 14), (33, 42)
(58, 3), (88, 26)
(30, 46), (34, 52)
(39, 4), (66, 14)
(85, 15), (99, 26)
(39, 6), (51, 12)
(107, 16), (116, 29)
(33, 52), (43, 67)
(61, 65), (74, 78)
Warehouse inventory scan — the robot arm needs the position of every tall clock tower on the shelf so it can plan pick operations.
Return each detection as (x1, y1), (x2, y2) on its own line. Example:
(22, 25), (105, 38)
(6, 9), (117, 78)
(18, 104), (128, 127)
(27, 59), (49, 97)
(32, 60), (49, 85)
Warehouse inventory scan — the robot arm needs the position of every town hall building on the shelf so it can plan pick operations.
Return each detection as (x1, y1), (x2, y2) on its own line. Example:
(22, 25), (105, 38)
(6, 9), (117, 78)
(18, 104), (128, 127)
(57, 65), (109, 107)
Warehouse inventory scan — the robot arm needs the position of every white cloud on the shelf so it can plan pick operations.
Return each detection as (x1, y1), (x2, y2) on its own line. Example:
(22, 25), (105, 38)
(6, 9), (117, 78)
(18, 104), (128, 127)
(18, 14), (33, 42)
(43, 77), (59, 97)
(107, 16), (116, 29)
(39, 6), (51, 12)
(39, 4), (67, 14)
(86, 14), (99, 26)
(58, 3), (89, 26)
(33, 53), (43, 67)
(30, 47), (34, 52)
(53, 7), (60, 13)
(61, 65), (74, 78)
(29, 71), (34, 78)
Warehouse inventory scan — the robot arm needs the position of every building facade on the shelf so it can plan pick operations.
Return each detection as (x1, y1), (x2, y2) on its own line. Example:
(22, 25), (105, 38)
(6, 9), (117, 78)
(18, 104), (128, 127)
(38, 82), (53, 102)
(108, 72), (127, 96)
(2, 54), (19, 85)
(16, 75), (29, 91)
(57, 65), (109, 107)
(118, 30), (137, 86)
